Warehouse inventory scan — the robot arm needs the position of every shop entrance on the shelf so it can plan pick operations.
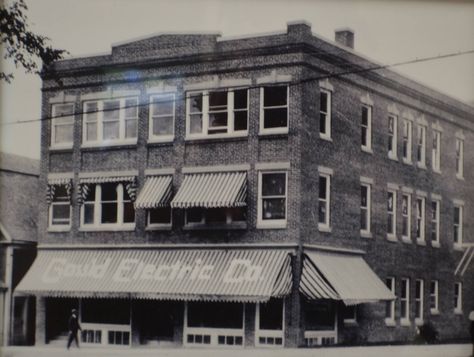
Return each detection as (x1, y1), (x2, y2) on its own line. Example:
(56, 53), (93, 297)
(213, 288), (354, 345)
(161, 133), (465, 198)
(134, 300), (177, 346)
(45, 297), (78, 343)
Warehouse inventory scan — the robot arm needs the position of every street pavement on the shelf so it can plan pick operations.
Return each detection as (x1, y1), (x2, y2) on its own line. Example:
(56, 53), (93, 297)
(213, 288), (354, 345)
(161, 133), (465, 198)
(1, 344), (473, 357)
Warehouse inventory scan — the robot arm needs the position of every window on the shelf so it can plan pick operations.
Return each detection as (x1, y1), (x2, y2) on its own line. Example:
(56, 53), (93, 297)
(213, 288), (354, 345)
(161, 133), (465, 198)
(256, 299), (284, 346)
(415, 279), (424, 323)
(387, 190), (397, 238)
(51, 104), (74, 147)
(429, 280), (439, 314)
(260, 85), (288, 133)
(432, 131), (441, 172)
(388, 115), (397, 159)
(49, 185), (71, 228)
(81, 183), (135, 228)
(147, 207), (172, 228)
(361, 105), (372, 151)
(431, 200), (440, 246)
(400, 278), (410, 323)
(456, 138), (464, 178)
(342, 305), (357, 324)
(186, 89), (248, 138)
(185, 207), (246, 227)
(83, 97), (138, 145)
(149, 93), (175, 141)
(453, 204), (463, 246)
(402, 194), (411, 240)
(360, 184), (371, 235)
(385, 277), (395, 323)
(415, 197), (425, 243)
(402, 119), (412, 163)
(258, 172), (287, 228)
(416, 125), (426, 167)
(318, 174), (331, 230)
(319, 89), (331, 139)
(454, 282), (462, 313)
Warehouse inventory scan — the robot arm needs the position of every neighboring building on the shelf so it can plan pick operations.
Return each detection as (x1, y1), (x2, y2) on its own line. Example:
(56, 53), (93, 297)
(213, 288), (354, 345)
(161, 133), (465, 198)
(16, 21), (474, 348)
(0, 153), (39, 346)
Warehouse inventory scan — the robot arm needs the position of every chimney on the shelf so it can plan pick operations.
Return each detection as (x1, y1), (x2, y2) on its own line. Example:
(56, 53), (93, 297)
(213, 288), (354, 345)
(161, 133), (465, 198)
(335, 28), (354, 49)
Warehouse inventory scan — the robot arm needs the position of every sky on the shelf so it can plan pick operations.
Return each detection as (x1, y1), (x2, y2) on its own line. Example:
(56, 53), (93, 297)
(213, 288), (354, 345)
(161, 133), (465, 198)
(1, 0), (473, 159)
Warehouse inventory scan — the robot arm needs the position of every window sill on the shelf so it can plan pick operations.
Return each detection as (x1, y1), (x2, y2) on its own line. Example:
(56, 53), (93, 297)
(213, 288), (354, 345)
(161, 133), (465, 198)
(454, 309), (463, 315)
(361, 147), (373, 154)
(401, 236), (412, 244)
(416, 162), (427, 170)
(343, 320), (358, 327)
(402, 158), (413, 165)
(433, 168), (442, 174)
(185, 222), (248, 231)
(388, 155), (398, 162)
(48, 226), (71, 232)
(385, 319), (396, 327)
(400, 319), (411, 327)
(259, 128), (289, 136)
(387, 234), (397, 242)
(49, 145), (73, 152)
(146, 225), (172, 231)
(79, 225), (135, 232)
(148, 136), (174, 144)
(430, 309), (439, 315)
(453, 244), (463, 251)
(431, 241), (440, 248)
(360, 231), (373, 238)
(318, 224), (332, 233)
(319, 134), (332, 142)
(81, 140), (137, 150)
(185, 132), (248, 142)
(415, 318), (424, 326)
(456, 174), (464, 181)
(416, 239), (426, 246)
(256, 221), (287, 230)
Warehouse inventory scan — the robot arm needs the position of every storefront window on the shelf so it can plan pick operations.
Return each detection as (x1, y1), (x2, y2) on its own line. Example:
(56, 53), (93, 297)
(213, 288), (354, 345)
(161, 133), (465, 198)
(259, 299), (283, 330)
(187, 302), (243, 329)
(81, 299), (130, 325)
(304, 300), (336, 331)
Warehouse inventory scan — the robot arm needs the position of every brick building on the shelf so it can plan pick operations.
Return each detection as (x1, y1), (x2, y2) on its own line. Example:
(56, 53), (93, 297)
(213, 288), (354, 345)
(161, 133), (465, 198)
(16, 21), (474, 348)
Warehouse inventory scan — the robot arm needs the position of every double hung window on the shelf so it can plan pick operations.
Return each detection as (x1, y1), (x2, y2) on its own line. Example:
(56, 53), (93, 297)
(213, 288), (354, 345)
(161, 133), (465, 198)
(258, 172), (287, 228)
(432, 131), (441, 172)
(319, 89), (331, 139)
(402, 119), (412, 163)
(260, 86), (288, 134)
(415, 197), (425, 243)
(429, 280), (439, 314)
(400, 278), (410, 324)
(402, 194), (411, 240)
(416, 125), (426, 167)
(388, 115), (397, 159)
(385, 277), (395, 323)
(361, 105), (372, 151)
(415, 279), (424, 323)
(430, 200), (440, 246)
(51, 104), (74, 148)
(49, 185), (71, 228)
(360, 184), (371, 235)
(149, 94), (175, 141)
(318, 174), (331, 230)
(387, 190), (397, 238)
(454, 282), (462, 313)
(455, 138), (464, 178)
(453, 204), (463, 246)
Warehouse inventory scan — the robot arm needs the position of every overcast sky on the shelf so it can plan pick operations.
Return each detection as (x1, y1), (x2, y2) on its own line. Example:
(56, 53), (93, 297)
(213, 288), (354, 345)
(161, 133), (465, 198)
(1, 0), (473, 159)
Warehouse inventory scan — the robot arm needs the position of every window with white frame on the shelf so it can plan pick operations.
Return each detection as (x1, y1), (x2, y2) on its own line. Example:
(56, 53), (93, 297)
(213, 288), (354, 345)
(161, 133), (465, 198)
(258, 171), (287, 227)
(319, 89), (331, 139)
(388, 115), (397, 159)
(51, 104), (74, 147)
(185, 207), (246, 227)
(149, 93), (175, 141)
(81, 183), (135, 228)
(361, 105), (372, 151)
(454, 282), (462, 313)
(430, 200), (440, 246)
(360, 184), (371, 235)
(147, 207), (172, 228)
(453, 204), (463, 245)
(402, 119), (412, 163)
(256, 299), (284, 346)
(415, 197), (425, 242)
(260, 85), (288, 133)
(385, 277), (395, 322)
(387, 190), (397, 237)
(186, 89), (248, 138)
(432, 130), (441, 172)
(416, 125), (426, 167)
(49, 185), (71, 227)
(455, 138), (464, 178)
(83, 97), (138, 144)
(400, 278), (410, 322)
(429, 280), (438, 314)
(415, 279), (424, 323)
(318, 174), (331, 229)
(402, 194), (411, 239)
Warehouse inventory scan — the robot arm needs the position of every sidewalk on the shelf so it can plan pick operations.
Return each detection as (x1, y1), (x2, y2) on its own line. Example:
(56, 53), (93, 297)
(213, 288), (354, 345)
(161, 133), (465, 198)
(1, 344), (472, 357)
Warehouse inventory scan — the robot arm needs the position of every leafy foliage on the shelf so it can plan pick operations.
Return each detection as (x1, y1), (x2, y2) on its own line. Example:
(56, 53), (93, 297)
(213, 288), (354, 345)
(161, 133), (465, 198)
(0, 0), (67, 82)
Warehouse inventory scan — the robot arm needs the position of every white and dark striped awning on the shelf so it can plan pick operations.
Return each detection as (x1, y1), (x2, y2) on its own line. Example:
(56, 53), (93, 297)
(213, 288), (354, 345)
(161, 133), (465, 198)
(15, 248), (292, 302)
(300, 250), (395, 306)
(171, 172), (247, 209)
(77, 174), (137, 203)
(135, 176), (173, 209)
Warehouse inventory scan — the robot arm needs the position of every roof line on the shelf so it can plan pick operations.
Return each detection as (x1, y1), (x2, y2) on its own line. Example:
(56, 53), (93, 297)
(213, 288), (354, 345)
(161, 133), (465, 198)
(38, 243), (298, 250)
(112, 31), (222, 48)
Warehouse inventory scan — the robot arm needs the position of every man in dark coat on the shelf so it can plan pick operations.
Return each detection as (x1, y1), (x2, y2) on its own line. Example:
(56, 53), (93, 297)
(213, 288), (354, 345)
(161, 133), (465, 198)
(67, 309), (82, 349)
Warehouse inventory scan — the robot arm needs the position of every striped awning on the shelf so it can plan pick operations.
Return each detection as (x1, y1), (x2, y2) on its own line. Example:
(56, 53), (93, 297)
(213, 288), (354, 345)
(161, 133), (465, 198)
(15, 248), (292, 302)
(79, 176), (135, 184)
(171, 172), (246, 208)
(135, 176), (173, 209)
(300, 250), (395, 306)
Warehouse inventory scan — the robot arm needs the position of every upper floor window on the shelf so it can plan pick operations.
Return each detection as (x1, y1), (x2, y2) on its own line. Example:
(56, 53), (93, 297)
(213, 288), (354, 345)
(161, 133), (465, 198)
(429, 280), (439, 314)
(319, 89), (331, 139)
(402, 119), (412, 163)
(260, 86), (288, 134)
(81, 183), (135, 229)
(361, 105), (372, 152)
(185, 207), (246, 228)
(342, 305), (357, 324)
(318, 173), (331, 230)
(187, 89), (248, 138)
(148, 207), (172, 228)
(385, 277), (395, 324)
(432, 130), (441, 172)
(416, 125), (426, 167)
(415, 197), (425, 243)
(415, 279), (424, 324)
(454, 282), (462, 313)
(455, 138), (464, 179)
(402, 193), (411, 240)
(453, 203), (463, 246)
(360, 183), (371, 235)
(431, 199), (440, 247)
(149, 93), (175, 142)
(258, 171), (287, 228)
(387, 115), (397, 159)
(49, 185), (71, 228)
(387, 190), (397, 238)
(51, 104), (74, 148)
(83, 97), (138, 145)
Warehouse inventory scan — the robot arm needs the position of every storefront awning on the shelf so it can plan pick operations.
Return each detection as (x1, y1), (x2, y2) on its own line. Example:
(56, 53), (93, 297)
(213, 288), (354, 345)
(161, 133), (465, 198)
(135, 176), (173, 209)
(171, 172), (246, 208)
(300, 250), (394, 305)
(15, 248), (292, 302)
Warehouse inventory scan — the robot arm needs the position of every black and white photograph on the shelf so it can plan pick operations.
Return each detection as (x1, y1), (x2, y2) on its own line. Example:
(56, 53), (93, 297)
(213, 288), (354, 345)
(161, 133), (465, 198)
(0, 0), (473, 356)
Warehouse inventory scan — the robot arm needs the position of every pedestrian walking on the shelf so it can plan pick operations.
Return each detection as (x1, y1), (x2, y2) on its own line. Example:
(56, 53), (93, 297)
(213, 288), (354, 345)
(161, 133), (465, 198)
(67, 309), (82, 350)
